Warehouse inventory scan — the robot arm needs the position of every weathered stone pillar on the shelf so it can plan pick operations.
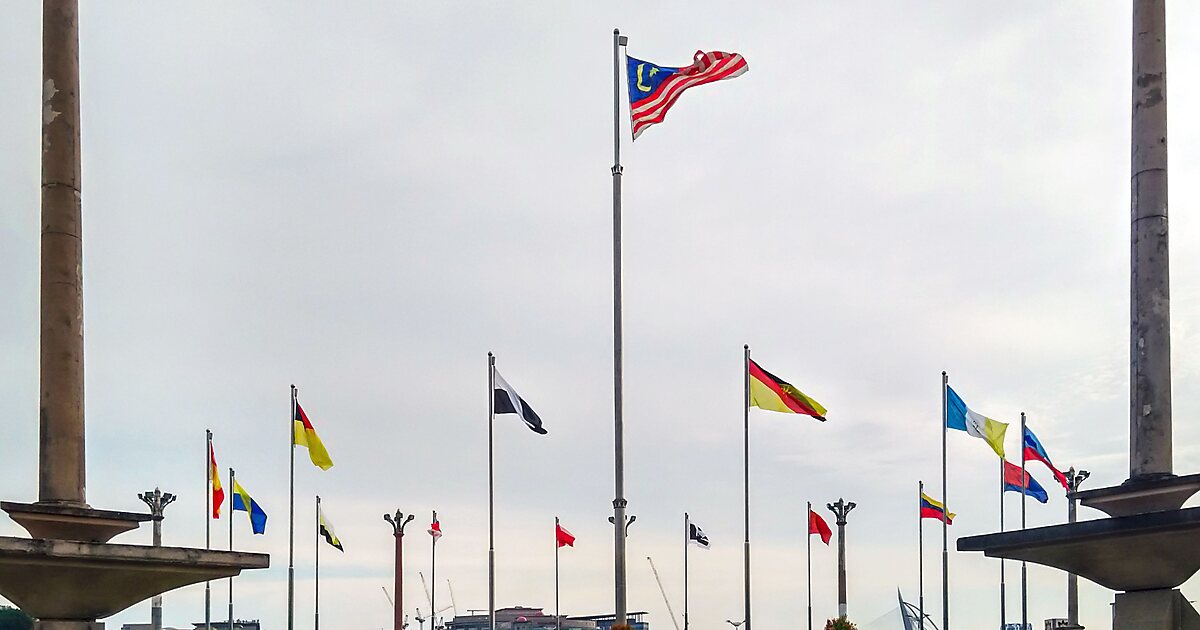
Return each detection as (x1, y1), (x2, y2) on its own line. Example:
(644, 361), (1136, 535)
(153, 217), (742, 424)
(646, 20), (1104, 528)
(1129, 0), (1172, 481)
(40, 0), (86, 507)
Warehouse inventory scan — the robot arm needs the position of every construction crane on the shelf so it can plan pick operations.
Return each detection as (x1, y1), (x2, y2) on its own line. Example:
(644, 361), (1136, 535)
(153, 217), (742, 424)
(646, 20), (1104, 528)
(420, 571), (454, 629)
(447, 580), (459, 616)
(382, 588), (410, 629)
(646, 556), (682, 630)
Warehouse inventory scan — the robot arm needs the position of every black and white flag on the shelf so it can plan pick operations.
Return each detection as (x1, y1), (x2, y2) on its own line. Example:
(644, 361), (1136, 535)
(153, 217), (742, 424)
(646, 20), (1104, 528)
(493, 368), (547, 435)
(688, 523), (710, 549)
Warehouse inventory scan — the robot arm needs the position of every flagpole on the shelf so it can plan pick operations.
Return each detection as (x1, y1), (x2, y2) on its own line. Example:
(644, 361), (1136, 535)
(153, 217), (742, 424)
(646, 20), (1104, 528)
(743, 344), (751, 630)
(228, 467), (235, 630)
(431, 509), (438, 630)
(315, 495), (321, 630)
(555, 516), (561, 630)
(940, 371), (948, 630)
(488, 352), (496, 630)
(999, 456), (1006, 628)
(917, 483), (923, 630)
(806, 501), (812, 630)
(611, 27), (630, 629)
(205, 429), (213, 630)
(289, 384), (297, 630)
(683, 512), (689, 630)
(1020, 412), (1028, 630)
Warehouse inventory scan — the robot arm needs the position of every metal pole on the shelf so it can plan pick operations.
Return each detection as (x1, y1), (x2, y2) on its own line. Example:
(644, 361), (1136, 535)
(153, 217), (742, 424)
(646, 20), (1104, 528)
(488, 353), (496, 630)
(1000, 456), (1006, 628)
(1020, 413), (1028, 630)
(206, 430), (213, 630)
(1065, 468), (1089, 626)
(386, 511), (415, 630)
(611, 27), (630, 629)
(918, 483), (924, 630)
(807, 502), (813, 630)
(39, 0), (86, 508)
(289, 385), (297, 630)
(556, 516), (561, 630)
(940, 372), (949, 630)
(743, 345), (751, 630)
(685, 514), (693, 630)
(431, 509), (438, 630)
(229, 468), (235, 630)
(1130, 0), (1172, 482)
(315, 495), (321, 630)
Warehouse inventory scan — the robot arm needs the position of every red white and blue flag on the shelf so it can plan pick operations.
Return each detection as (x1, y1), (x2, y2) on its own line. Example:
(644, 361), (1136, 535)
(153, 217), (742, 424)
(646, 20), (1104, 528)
(626, 50), (748, 139)
(1023, 426), (1068, 490)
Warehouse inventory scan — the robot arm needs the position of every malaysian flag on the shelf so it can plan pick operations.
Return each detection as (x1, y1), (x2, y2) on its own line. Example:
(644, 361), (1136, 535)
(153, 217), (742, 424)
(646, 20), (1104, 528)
(626, 49), (748, 139)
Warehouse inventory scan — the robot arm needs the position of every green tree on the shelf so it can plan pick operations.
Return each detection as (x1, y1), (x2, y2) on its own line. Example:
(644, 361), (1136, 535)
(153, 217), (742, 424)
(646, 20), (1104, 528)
(0, 607), (33, 630)
(824, 617), (857, 630)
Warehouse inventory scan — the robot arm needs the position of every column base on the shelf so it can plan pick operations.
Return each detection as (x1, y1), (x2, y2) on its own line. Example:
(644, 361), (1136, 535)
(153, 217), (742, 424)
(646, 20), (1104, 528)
(1114, 589), (1200, 630)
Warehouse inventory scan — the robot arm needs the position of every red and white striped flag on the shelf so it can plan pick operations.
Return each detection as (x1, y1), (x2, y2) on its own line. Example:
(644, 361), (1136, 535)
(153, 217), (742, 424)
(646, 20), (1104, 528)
(626, 49), (749, 140)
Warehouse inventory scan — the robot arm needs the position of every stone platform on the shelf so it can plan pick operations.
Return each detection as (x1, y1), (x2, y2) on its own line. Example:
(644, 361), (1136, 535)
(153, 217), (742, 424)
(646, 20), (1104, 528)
(0, 536), (269, 619)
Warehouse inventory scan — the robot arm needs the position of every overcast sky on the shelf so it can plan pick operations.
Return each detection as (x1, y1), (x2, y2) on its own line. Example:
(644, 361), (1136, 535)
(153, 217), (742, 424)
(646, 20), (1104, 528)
(3, 2), (1200, 630)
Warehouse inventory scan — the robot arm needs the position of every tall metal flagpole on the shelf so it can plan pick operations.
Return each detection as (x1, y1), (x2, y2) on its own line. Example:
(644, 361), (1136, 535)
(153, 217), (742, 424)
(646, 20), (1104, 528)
(807, 501), (813, 630)
(1019, 413), (1028, 630)
(999, 456), (1006, 628)
(743, 345), (751, 630)
(206, 430), (213, 630)
(940, 372), (948, 630)
(488, 353), (496, 630)
(315, 495), (321, 630)
(229, 468), (235, 630)
(431, 509), (438, 630)
(917, 483), (923, 630)
(683, 513), (689, 630)
(289, 385), (297, 630)
(611, 27), (630, 629)
(556, 516), (561, 630)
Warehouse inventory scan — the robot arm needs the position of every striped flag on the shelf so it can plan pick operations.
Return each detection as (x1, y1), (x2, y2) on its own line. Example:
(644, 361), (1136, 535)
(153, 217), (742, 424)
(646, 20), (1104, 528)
(626, 50), (748, 140)
(748, 358), (827, 420)
(209, 441), (224, 519)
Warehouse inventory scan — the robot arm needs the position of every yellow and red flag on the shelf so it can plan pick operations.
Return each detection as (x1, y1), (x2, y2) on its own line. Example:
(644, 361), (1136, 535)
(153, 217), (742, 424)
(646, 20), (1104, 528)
(748, 359), (827, 420)
(209, 442), (225, 518)
(294, 402), (334, 470)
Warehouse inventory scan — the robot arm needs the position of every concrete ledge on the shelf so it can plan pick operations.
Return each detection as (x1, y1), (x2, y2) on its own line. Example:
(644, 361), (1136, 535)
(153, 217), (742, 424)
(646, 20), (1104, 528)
(0, 536), (269, 619)
(1075, 473), (1200, 517)
(957, 506), (1200, 591)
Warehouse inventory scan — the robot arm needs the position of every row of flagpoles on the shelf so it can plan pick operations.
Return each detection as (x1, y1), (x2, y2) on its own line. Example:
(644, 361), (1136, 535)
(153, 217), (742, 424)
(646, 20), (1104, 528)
(194, 32), (1081, 630)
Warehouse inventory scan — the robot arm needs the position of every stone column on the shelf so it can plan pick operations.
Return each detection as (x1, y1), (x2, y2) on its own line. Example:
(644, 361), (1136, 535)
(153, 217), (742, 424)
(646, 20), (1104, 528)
(827, 499), (856, 619)
(385, 511), (415, 630)
(1130, 0), (1172, 481)
(40, 0), (86, 507)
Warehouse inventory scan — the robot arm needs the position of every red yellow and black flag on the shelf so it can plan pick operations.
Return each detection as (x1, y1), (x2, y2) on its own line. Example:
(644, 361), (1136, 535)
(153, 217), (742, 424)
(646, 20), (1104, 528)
(748, 359), (826, 421)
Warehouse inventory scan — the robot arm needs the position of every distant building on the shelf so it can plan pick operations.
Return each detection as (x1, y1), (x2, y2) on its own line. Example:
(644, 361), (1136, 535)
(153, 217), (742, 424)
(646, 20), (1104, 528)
(572, 612), (650, 630)
(191, 622), (261, 630)
(447, 607), (616, 630)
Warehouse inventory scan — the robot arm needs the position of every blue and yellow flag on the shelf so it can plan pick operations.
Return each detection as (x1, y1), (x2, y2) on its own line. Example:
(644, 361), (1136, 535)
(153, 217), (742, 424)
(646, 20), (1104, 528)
(232, 479), (268, 535)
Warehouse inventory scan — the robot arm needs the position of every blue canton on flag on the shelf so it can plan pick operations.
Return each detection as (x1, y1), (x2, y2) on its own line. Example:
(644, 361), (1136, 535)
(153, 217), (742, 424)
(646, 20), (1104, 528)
(625, 50), (748, 139)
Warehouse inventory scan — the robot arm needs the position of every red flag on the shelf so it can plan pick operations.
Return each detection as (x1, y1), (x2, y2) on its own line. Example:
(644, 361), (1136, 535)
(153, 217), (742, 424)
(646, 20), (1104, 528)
(808, 508), (832, 545)
(428, 518), (442, 540)
(555, 522), (575, 548)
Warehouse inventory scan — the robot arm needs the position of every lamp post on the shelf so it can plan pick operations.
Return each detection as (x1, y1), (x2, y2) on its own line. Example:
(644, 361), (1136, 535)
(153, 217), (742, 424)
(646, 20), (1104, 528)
(138, 488), (177, 630)
(385, 510), (416, 630)
(827, 499), (857, 620)
(1066, 468), (1090, 628)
